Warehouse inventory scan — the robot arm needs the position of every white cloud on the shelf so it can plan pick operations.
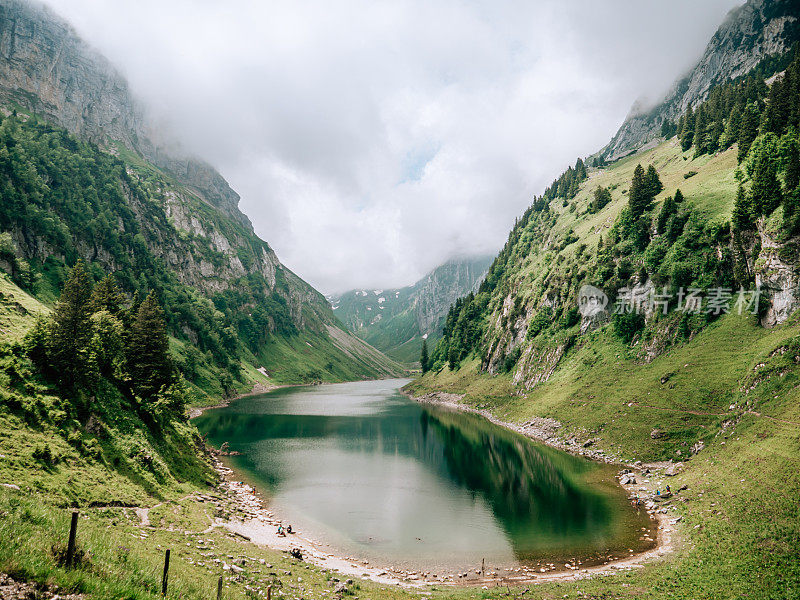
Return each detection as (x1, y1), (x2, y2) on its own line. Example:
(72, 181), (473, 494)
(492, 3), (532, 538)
(42, 0), (742, 293)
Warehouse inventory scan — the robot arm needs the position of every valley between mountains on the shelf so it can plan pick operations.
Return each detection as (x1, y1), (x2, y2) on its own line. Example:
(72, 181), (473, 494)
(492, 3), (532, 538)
(1, 1), (800, 599)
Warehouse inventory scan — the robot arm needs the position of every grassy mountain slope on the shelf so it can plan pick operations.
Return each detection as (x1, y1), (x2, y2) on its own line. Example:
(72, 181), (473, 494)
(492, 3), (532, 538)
(409, 311), (800, 598)
(0, 0), (402, 391)
(405, 133), (800, 599)
(602, 0), (800, 160)
(0, 3), (402, 596)
(407, 94), (800, 599)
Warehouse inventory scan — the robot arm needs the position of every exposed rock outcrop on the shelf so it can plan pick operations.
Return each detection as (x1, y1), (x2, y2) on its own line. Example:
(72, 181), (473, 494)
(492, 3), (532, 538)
(413, 256), (492, 335)
(0, 0), (403, 377)
(0, 0), (331, 329)
(0, 0), (244, 225)
(330, 255), (492, 357)
(756, 228), (800, 327)
(602, 0), (800, 162)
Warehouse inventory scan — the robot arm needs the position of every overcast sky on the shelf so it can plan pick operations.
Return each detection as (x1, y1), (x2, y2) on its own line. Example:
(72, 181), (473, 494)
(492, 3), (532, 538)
(43, 0), (742, 294)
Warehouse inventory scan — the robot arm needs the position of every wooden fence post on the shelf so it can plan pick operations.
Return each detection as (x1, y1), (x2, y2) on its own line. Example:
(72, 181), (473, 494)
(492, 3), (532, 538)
(66, 511), (79, 568)
(217, 575), (223, 600)
(161, 548), (170, 596)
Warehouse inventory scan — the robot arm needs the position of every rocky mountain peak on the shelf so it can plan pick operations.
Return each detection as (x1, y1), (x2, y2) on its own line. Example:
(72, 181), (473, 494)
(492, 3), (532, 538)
(601, 0), (800, 161)
(0, 0), (246, 226)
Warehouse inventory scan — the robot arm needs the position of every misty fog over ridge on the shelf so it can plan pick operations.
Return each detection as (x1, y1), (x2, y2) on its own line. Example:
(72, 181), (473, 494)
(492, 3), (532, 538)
(41, 0), (742, 294)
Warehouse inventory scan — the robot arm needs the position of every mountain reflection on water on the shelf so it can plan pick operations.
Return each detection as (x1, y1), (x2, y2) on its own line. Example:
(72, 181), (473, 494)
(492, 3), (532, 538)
(195, 380), (651, 567)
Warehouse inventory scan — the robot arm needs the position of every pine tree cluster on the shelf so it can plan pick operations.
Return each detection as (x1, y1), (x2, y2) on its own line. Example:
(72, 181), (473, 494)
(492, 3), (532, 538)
(670, 46), (800, 162)
(27, 261), (182, 415)
(628, 164), (664, 218)
(542, 158), (588, 202)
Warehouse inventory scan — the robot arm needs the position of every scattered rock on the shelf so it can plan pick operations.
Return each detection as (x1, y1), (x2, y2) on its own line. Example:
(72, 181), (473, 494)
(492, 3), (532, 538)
(0, 574), (84, 599)
(334, 582), (348, 595)
(650, 429), (663, 439)
(665, 463), (684, 476)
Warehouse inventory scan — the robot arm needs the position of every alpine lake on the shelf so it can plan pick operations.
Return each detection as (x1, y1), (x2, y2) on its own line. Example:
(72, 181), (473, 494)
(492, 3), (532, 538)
(194, 379), (656, 574)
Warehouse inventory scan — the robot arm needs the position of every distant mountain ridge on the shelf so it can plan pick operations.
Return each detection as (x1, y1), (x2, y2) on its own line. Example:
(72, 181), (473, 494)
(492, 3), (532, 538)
(331, 255), (492, 364)
(601, 0), (800, 161)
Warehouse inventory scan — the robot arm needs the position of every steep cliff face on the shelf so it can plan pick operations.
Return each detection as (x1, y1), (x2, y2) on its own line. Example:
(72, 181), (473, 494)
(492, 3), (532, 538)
(0, 0), (403, 381)
(601, 0), (800, 161)
(331, 256), (492, 363)
(0, 1), (244, 223)
(0, 0), (321, 327)
(412, 257), (493, 335)
(756, 226), (800, 328)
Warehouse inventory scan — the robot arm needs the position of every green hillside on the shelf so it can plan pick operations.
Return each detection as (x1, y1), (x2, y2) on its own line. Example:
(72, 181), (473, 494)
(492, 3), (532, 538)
(406, 50), (800, 599)
(1, 0), (799, 598)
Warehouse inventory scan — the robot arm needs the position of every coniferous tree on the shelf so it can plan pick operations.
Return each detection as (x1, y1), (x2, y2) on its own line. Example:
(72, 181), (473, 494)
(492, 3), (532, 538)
(721, 104), (744, 149)
(732, 182), (755, 231)
(748, 136), (783, 216)
(46, 260), (94, 389)
(89, 310), (125, 377)
(420, 338), (430, 374)
(126, 292), (174, 399)
(447, 345), (458, 371)
(738, 104), (760, 162)
(783, 186), (800, 236)
(783, 137), (800, 193)
(628, 164), (651, 218)
(90, 274), (125, 315)
(568, 176), (580, 199)
(763, 75), (791, 135)
(693, 106), (707, 154)
(656, 195), (676, 234)
(673, 188), (685, 204)
(680, 106), (695, 151)
(708, 117), (724, 153)
(660, 118), (676, 139)
(645, 164), (664, 198)
(591, 186), (612, 213)
(575, 158), (587, 180)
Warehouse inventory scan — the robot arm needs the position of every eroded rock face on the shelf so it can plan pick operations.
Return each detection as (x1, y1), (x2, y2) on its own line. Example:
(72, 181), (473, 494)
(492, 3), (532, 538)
(602, 0), (800, 162)
(756, 229), (800, 327)
(330, 255), (492, 344)
(413, 257), (491, 335)
(0, 0), (341, 333)
(0, 0), (245, 225)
